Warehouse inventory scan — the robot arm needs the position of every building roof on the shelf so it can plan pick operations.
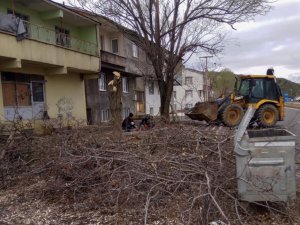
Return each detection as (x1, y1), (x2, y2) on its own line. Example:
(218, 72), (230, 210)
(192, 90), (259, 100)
(184, 67), (205, 74)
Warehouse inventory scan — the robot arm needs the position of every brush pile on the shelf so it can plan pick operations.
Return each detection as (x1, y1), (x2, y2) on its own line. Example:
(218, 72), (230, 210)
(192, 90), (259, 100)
(0, 122), (299, 225)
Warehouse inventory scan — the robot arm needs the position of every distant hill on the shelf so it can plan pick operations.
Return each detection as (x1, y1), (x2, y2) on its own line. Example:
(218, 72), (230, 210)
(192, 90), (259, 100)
(208, 70), (300, 98)
(277, 78), (300, 97)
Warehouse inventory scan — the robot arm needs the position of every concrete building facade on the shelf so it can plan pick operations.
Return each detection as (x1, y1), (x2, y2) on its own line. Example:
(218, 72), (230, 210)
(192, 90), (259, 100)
(144, 78), (161, 116)
(84, 15), (154, 123)
(0, 0), (100, 130)
(172, 67), (210, 116)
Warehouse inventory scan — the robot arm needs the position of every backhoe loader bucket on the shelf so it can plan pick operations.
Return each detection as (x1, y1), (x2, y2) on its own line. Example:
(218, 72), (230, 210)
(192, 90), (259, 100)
(185, 102), (218, 122)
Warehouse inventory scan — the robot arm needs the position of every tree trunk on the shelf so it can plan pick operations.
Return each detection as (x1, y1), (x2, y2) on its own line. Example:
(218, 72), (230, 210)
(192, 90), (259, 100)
(159, 73), (174, 121)
(160, 91), (171, 121)
(108, 78), (122, 137)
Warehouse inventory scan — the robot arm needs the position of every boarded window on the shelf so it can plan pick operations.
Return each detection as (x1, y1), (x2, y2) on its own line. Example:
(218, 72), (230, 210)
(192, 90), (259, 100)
(1, 72), (44, 107)
(136, 91), (145, 113)
(2, 83), (31, 106)
(16, 83), (31, 106)
(2, 83), (17, 106)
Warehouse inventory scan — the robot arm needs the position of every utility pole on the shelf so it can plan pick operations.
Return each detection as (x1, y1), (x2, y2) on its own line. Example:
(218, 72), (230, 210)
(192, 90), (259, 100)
(199, 56), (213, 100)
(199, 56), (213, 72)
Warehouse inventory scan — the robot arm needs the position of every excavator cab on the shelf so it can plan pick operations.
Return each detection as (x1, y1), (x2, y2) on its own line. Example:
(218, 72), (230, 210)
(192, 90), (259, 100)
(185, 75), (284, 127)
(232, 75), (284, 127)
(237, 76), (282, 104)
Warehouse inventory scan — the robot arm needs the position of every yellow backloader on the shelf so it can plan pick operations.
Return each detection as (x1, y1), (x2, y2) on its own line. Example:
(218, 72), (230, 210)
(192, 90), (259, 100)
(185, 74), (284, 127)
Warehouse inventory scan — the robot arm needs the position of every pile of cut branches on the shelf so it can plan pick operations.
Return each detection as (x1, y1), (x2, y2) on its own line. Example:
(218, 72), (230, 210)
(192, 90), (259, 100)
(0, 123), (298, 224)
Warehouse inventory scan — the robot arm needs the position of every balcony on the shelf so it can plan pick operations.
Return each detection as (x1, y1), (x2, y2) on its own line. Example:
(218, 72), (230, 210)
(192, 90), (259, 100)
(0, 20), (100, 74)
(101, 50), (126, 69)
(20, 21), (98, 56)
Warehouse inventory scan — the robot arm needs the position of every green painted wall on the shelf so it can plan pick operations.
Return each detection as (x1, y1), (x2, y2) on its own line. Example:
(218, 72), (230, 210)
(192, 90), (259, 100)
(79, 26), (97, 44)
(1, 0), (97, 45)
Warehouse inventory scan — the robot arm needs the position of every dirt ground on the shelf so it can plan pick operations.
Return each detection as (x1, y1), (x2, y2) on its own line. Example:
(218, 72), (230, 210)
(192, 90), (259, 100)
(0, 122), (299, 225)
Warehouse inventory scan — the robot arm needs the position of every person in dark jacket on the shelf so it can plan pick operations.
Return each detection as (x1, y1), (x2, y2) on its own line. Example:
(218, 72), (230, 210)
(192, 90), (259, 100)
(122, 112), (136, 131)
(139, 115), (154, 130)
(266, 67), (274, 75)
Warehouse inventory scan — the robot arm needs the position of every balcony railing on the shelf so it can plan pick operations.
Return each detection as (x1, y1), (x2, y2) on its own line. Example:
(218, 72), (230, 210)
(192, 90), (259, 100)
(101, 50), (126, 67)
(21, 21), (99, 56)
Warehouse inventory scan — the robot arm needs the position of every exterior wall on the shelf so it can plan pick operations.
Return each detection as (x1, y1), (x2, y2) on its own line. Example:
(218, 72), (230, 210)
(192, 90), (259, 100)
(85, 78), (101, 124)
(124, 38), (151, 75)
(123, 36), (156, 117)
(173, 68), (205, 116)
(86, 17), (152, 124)
(99, 27), (125, 57)
(145, 80), (161, 116)
(0, 73), (86, 127)
(85, 69), (136, 124)
(0, 0), (100, 128)
(45, 74), (86, 120)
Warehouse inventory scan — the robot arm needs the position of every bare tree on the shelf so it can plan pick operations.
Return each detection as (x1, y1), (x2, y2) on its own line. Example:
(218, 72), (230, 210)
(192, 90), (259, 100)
(108, 71), (123, 136)
(71, 0), (272, 120)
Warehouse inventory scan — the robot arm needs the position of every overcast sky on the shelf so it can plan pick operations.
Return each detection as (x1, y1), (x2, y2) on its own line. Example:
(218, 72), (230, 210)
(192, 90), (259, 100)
(54, 0), (300, 82)
(214, 0), (300, 82)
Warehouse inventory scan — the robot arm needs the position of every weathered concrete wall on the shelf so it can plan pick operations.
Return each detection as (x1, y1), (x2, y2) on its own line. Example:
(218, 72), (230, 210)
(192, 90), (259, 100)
(45, 73), (87, 120)
(123, 37), (154, 77)
(86, 69), (136, 124)
(173, 68), (205, 112)
(145, 80), (161, 116)
(85, 78), (101, 124)
(135, 77), (145, 91)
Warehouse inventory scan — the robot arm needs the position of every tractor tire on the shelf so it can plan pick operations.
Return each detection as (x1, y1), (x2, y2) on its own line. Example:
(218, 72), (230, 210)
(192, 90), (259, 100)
(222, 103), (244, 127)
(256, 104), (278, 127)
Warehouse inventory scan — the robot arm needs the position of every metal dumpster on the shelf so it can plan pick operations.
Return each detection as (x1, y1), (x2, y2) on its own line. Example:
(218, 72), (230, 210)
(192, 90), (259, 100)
(235, 128), (296, 202)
